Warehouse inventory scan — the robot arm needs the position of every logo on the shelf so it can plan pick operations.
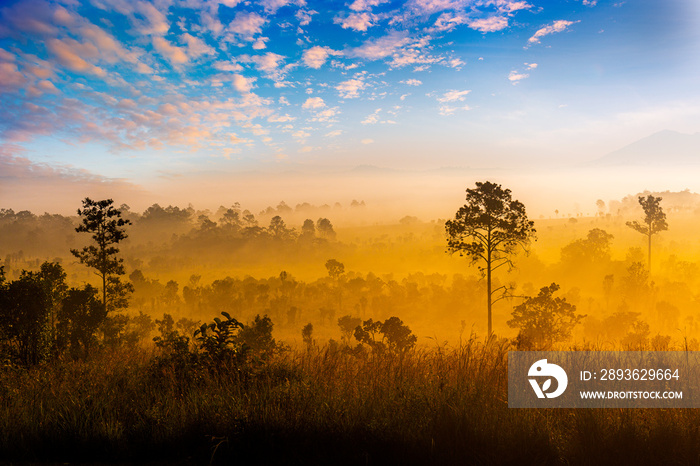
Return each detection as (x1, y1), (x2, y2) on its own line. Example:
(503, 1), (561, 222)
(528, 359), (568, 398)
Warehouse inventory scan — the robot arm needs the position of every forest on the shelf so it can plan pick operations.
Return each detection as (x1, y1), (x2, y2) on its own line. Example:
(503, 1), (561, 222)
(2, 184), (700, 464)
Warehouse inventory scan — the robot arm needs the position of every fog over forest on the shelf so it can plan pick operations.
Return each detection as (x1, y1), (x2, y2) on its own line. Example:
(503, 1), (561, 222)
(3, 186), (700, 349)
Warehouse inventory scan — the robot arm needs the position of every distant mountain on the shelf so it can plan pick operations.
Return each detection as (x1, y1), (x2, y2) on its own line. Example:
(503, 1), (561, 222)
(592, 130), (700, 166)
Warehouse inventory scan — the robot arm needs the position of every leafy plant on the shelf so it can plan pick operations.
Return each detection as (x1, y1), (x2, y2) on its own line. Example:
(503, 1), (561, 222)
(194, 311), (245, 364)
(508, 283), (585, 350)
(353, 317), (417, 354)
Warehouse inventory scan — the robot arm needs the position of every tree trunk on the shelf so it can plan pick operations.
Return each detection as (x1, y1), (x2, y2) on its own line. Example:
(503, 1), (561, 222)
(648, 231), (652, 277)
(102, 272), (107, 315)
(487, 245), (492, 336)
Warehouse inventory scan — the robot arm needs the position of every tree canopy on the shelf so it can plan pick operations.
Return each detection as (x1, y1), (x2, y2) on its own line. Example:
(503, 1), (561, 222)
(445, 181), (536, 334)
(70, 198), (132, 314)
(626, 194), (668, 275)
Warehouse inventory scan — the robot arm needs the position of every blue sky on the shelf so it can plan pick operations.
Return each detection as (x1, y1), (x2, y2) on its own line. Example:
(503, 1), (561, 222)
(1, 0), (699, 213)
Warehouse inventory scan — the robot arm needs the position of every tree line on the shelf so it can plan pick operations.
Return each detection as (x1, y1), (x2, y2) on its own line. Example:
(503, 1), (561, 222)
(0, 183), (676, 365)
(445, 181), (668, 348)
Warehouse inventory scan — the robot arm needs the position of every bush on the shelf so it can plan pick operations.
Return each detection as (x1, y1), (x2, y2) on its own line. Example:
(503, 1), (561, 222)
(508, 283), (585, 350)
(353, 316), (417, 354)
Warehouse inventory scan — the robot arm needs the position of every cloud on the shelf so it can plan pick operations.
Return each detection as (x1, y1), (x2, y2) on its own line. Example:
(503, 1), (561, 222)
(432, 12), (467, 32)
(325, 129), (343, 137)
(0, 148), (144, 212)
(508, 70), (529, 83)
(249, 52), (289, 82)
(232, 74), (255, 92)
(199, 11), (225, 37)
(42, 20), (153, 77)
(242, 122), (270, 136)
(406, 0), (465, 16)
(152, 37), (189, 66)
(260, 0), (293, 13)
(527, 20), (579, 46)
(509, 62), (537, 83)
(296, 9), (316, 26)
(302, 46), (340, 69)
(252, 37), (267, 49)
(268, 114), (295, 122)
(0, 0), (58, 37)
(46, 38), (106, 76)
(447, 57), (465, 68)
(218, 0), (245, 7)
(401, 79), (422, 86)
(0, 49), (14, 62)
(227, 12), (267, 41)
(213, 60), (244, 72)
(78, 24), (147, 68)
(334, 12), (376, 31)
(361, 138), (374, 144)
(388, 49), (442, 68)
(348, 31), (410, 60)
(437, 89), (471, 102)
(0, 62), (27, 93)
(37, 79), (59, 94)
(229, 132), (252, 144)
(180, 33), (215, 59)
(468, 16), (509, 32)
(496, 0), (532, 13)
(312, 107), (340, 122)
(302, 97), (326, 109)
(336, 78), (366, 99)
(292, 130), (310, 141)
(134, 2), (170, 36)
(362, 108), (382, 124)
(439, 105), (470, 116)
(350, 0), (387, 11)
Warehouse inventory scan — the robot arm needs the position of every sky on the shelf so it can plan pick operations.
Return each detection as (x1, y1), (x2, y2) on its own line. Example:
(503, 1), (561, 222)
(1, 0), (700, 216)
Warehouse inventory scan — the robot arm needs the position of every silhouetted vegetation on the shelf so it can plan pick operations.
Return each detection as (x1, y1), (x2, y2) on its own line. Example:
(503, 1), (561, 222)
(445, 181), (536, 334)
(626, 194), (668, 274)
(1, 187), (700, 464)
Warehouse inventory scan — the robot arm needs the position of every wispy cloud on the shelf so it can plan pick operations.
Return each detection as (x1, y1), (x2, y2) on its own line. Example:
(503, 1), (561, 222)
(336, 77), (367, 98)
(335, 12), (377, 31)
(226, 12), (267, 41)
(348, 31), (410, 60)
(302, 46), (340, 69)
(437, 89), (471, 103)
(469, 16), (508, 33)
(153, 37), (188, 66)
(401, 79), (422, 86)
(508, 70), (529, 83)
(0, 0), (658, 182)
(362, 108), (382, 124)
(527, 20), (579, 47)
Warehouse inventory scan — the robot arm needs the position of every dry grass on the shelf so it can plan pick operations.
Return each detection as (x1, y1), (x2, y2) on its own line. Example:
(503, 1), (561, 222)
(2, 340), (700, 465)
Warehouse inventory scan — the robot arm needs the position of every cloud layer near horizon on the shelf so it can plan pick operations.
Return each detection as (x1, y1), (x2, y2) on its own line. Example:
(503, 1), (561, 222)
(1, 0), (698, 212)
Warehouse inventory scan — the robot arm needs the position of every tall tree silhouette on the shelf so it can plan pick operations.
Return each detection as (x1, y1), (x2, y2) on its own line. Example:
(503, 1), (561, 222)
(626, 194), (667, 275)
(325, 259), (345, 313)
(445, 181), (536, 334)
(71, 198), (132, 314)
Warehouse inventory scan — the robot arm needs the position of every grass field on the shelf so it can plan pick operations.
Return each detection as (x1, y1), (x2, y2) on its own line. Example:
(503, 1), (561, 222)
(2, 337), (700, 465)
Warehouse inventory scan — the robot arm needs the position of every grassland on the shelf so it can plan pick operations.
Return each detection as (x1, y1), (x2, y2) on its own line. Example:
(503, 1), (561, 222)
(2, 338), (700, 465)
